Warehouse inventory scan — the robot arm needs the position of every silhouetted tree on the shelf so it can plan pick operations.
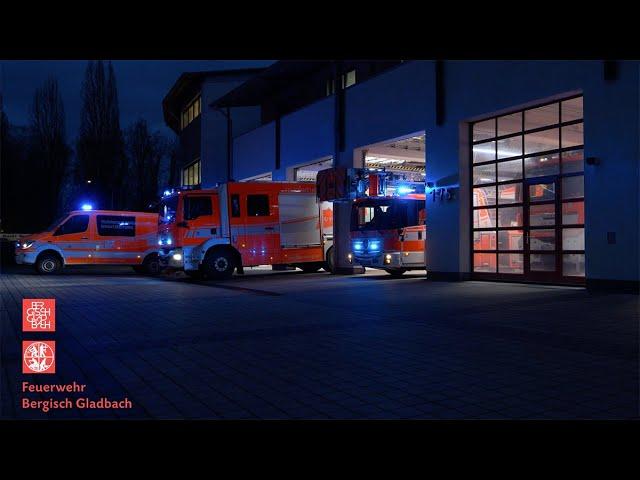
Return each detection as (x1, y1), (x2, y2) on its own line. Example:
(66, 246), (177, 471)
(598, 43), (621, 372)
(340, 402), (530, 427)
(28, 77), (71, 228)
(124, 119), (167, 210)
(76, 60), (126, 209)
(1, 109), (32, 232)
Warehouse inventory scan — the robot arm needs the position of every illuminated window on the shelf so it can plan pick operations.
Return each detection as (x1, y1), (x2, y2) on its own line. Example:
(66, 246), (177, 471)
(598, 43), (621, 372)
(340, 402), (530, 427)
(325, 70), (357, 96)
(181, 95), (201, 130)
(343, 70), (356, 88)
(182, 159), (201, 187)
(470, 95), (584, 281)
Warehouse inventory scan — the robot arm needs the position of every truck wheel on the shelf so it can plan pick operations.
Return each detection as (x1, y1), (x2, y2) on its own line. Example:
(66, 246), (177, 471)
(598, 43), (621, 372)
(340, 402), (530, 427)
(323, 246), (336, 273)
(142, 254), (160, 275)
(35, 253), (62, 275)
(387, 268), (407, 277)
(300, 262), (323, 273)
(203, 249), (235, 280)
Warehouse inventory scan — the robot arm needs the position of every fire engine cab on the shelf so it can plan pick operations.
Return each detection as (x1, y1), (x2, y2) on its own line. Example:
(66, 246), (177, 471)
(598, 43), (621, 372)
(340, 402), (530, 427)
(157, 182), (334, 279)
(317, 167), (426, 276)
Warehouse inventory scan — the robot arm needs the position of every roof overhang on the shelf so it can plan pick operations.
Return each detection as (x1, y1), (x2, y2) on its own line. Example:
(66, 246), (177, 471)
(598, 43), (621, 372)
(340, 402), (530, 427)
(210, 61), (333, 109)
(162, 68), (267, 133)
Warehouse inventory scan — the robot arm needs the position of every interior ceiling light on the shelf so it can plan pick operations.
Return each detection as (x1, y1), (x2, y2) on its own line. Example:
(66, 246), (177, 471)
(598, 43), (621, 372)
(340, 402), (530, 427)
(366, 156), (406, 165)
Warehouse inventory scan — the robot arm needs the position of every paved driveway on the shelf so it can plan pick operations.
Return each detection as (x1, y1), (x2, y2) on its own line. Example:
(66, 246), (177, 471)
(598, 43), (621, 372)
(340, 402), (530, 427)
(1, 265), (637, 419)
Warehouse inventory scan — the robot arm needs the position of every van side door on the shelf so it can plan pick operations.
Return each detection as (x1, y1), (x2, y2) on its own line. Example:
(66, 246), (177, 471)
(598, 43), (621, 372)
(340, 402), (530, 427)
(95, 214), (138, 264)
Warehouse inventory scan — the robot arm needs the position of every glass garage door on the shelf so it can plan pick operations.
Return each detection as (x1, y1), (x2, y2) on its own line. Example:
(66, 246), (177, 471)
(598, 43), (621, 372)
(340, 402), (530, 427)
(471, 96), (585, 284)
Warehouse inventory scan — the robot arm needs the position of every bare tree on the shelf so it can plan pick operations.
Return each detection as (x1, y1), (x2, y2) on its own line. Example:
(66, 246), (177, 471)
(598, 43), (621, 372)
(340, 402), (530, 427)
(76, 60), (125, 209)
(124, 119), (168, 211)
(29, 77), (71, 225)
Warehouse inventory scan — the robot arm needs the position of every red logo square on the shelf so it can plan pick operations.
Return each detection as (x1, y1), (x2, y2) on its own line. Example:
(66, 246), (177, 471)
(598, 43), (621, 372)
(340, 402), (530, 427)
(22, 340), (56, 374)
(22, 299), (55, 332)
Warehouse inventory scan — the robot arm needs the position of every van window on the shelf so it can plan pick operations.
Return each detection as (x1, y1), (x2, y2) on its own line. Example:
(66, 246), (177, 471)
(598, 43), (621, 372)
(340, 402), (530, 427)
(231, 194), (241, 217)
(97, 215), (136, 237)
(247, 194), (270, 217)
(184, 196), (212, 220)
(54, 215), (89, 236)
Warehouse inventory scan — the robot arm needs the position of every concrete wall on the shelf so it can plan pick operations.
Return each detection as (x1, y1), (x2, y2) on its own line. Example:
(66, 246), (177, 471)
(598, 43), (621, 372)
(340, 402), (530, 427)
(199, 76), (262, 187)
(280, 97), (335, 179)
(233, 122), (276, 181)
(218, 60), (640, 284)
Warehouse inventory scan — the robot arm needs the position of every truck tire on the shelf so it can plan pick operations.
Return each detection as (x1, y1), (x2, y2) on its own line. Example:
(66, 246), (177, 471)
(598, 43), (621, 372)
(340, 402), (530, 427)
(323, 246), (336, 273)
(386, 268), (407, 277)
(142, 254), (160, 275)
(35, 253), (62, 275)
(202, 248), (235, 280)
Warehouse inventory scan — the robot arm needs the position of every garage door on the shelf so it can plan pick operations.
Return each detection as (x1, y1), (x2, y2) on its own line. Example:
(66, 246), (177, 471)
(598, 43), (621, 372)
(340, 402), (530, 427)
(471, 95), (585, 284)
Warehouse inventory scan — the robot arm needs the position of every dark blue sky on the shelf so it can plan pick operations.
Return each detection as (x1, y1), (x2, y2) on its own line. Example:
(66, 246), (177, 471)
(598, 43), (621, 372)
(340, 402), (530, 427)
(1, 60), (274, 139)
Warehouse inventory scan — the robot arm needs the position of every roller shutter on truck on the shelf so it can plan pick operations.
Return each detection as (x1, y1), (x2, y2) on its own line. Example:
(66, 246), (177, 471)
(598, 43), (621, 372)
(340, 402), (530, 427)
(278, 193), (322, 248)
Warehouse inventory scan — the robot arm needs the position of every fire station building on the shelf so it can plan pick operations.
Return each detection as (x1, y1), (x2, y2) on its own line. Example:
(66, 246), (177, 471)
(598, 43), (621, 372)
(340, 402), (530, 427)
(162, 60), (639, 291)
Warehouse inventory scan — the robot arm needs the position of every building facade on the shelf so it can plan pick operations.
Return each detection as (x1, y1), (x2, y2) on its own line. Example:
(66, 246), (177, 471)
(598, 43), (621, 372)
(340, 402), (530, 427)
(162, 68), (267, 187)
(163, 60), (640, 291)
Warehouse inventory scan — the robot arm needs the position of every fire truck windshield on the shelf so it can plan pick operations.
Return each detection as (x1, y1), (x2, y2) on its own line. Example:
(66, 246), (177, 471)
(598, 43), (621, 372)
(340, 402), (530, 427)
(351, 198), (424, 232)
(159, 196), (178, 224)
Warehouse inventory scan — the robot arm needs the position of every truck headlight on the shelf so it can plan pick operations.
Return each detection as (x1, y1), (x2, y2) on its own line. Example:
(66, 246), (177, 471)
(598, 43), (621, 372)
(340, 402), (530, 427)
(347, 253), (353, 263)
(172, 253), (183, 261)
(384, 254), (392, 264)
(21, 241), (34, 249)
(369, 240), (381, 252)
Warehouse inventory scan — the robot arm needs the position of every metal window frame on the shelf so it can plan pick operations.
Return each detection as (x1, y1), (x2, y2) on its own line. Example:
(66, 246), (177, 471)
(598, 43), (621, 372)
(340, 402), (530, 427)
(469, 94), (585, 284)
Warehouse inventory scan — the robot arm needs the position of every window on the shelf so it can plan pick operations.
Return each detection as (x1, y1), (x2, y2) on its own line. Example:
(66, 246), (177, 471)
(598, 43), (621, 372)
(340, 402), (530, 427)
(180, 95), (201, 130)
(184, 196), (212, 220)
(326, 79), (335, 96)
(351, 199), (421, 231)
(97, 215), (135, 237)
(247, 194), (270, 217)
(343, 70), (356, 88)
(325, 70), (357, 96)
(470, 95), (584, 281)
(54, 215), (89, 236)
(231, 194), (241, 217)
(182, 159), (201, 187)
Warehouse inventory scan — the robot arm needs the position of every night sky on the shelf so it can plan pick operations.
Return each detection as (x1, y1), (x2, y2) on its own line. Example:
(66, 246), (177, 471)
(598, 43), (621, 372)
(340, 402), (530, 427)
(1, 60), (275, 139)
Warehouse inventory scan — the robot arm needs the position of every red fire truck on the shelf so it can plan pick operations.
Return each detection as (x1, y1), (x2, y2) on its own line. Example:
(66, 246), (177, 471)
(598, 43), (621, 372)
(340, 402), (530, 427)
(157, 182), (334, 279)
(317, 167), (426, 276)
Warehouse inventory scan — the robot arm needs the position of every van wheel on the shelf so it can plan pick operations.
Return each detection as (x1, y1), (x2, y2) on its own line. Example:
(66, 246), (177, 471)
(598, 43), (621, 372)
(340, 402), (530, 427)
(203, 249), (235, 280)
(323, 246), (336, 273)
(387, 268), (406, 276)
(142, 254), (160, 275)
(35, 253), (62, 275)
